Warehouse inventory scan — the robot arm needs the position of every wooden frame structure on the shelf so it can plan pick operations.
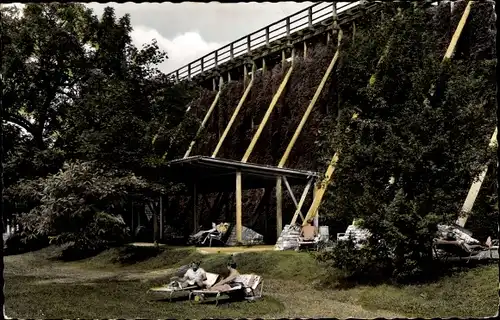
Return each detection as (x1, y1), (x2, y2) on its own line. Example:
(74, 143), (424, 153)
(150, 1), (489, 245)
(163, 156), (319, 243)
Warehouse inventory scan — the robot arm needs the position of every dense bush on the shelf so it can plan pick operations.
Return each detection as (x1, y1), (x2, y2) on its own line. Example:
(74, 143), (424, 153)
(6, 160), (167, 258)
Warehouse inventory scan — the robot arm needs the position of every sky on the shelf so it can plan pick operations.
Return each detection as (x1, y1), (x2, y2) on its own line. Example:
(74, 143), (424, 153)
(7, 2), (314, 73)
(86, 2), (314, 74)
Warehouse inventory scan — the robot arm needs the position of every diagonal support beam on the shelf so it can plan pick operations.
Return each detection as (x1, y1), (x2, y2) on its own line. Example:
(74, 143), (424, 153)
(443, 1), (473, 62)
(184, 78), (223, 158)
(282, 176), (305, 223)
(302, 113), (358, 225)
(290, 178), (313, 226)
(457, 126), (497, 227)
(212, 63), (256, 158)
(241, 61), (294, 163)
(278, 30), (343, 168)
(282, 176), (299, 208)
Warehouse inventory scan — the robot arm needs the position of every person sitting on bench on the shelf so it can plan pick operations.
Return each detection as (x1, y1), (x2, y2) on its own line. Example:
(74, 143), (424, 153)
(300, 219), (318, 241)
(207, 261), (240, 291)
(170, 261), (207, 289)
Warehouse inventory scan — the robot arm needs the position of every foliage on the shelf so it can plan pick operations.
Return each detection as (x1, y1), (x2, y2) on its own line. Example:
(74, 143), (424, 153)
(320, 2), (496, 282)
(6, 160), (166, 256)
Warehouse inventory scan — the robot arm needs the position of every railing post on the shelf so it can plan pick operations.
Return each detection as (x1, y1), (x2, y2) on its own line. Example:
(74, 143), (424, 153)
(265, 27), (270, 46)
(200, 58), (204, 72)
(215, 51), (218, 67)
(308, 7), (313, 28)
(230, 43), (234, 60)
(332, 2), (338, 32)
(176, 70), (180, 83)
(286, 17), (291, 37)
(247, 35), (251, 53)
(188, 64), (191, 80)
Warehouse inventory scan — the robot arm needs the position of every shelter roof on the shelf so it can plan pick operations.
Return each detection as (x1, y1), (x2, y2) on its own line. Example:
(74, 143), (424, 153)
(164, 156), (318, 193)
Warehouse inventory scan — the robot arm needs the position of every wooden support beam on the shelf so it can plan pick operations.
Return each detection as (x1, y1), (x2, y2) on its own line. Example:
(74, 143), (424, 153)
(243, 64), (248, 88)
(282, 176), (299, 208)
(303, 41), (307, 58)
(193, 184), (199, 233)
(236, 171), (243, 243)
(241, 63), (294, 163)
(262, 57), (266, 73)
(457, 126), (498, 227)
(290, 178), (313, 226)
(303, 114), (359, 225)
(211, 64), (255, 158)
(282, 50), (286, 68)
(276, 177), (283, 239)
(444, 1), (473, 61)
(184, 78), (222, 158)
(278, 30), (343, 168)
(159, 196), (163, 240)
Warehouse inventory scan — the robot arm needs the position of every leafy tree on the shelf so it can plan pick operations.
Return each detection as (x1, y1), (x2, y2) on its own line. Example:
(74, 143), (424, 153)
(6, 160), (166, 257)
(321, 3), (496, 282)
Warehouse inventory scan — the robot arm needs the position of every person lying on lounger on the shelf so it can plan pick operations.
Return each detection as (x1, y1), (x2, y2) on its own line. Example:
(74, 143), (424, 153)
(206, 262), (240, 291)
(300, 219), (318, 241)
(170, 261), (207, 289)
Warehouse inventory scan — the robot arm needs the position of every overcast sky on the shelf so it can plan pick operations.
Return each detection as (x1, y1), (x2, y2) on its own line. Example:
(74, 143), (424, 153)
(7, 2), (314, 73)
(86, 2), (314, 74)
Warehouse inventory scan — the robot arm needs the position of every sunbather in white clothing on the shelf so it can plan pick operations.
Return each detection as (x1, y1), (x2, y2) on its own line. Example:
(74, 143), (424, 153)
(172, 262), (207, 288)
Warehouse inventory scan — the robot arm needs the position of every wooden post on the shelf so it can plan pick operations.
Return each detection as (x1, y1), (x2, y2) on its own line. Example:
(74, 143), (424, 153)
(243, 64), (248, 88)
(153, 204), (158, 242)
(247, 35), (251, 53)
(308, 7), (313, 28)
(262, 57), (266, 73)
(212, 78), (216, 91)
(131, 202), (134, 234)
(215, 51), (218, 67)
(282, 50), (286, 68)
(276, 177), (283, 239)
(228, 71), (231, 82)
(279, 30), (343, 168)
(303, 41), (307, 58)
(236, 171), (243, 243)
(159, 196), (163, 240)
(230, 43), (234, 60)
(193, 183), (198, 233)
(201, 58), (204, 72)
(176, 70), (180, 83)
(286, 17), (291, 37)
(332, 2), (338, 32)
(266, 27), (270, 46)
(241, 63), (294, 163)
(188, 64), (192, 80)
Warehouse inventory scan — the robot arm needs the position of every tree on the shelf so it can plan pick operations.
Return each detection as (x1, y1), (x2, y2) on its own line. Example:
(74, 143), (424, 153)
(322, 3), (496, 282)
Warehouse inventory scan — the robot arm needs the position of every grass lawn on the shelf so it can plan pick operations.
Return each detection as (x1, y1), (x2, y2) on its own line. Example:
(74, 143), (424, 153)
(4, 245), (498, 318)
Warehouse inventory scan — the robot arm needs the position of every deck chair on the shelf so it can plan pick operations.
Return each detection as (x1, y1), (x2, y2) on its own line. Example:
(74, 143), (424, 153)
(297, 225), (321, 250)
(432, 238), (485, 263)
(189, 274), (263, 306)
(201, 223), (231, 247)
(148, 272), (219, 301)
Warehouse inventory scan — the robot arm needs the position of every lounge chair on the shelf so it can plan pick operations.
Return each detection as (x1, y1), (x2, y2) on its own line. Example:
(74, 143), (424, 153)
(148, 272), (220, 301)
(189, 274), (263, 306)
(432, 238), (486, 262)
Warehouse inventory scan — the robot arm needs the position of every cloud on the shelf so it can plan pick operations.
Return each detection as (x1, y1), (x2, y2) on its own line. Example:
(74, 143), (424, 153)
(131, 26), (224, 74)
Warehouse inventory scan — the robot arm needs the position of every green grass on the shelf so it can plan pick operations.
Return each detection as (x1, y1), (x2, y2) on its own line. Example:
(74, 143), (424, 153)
(4, 245), (498, 318)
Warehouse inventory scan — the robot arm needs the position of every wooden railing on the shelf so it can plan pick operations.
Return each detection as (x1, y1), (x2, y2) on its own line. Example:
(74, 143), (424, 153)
(167, 1), (366, 82)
